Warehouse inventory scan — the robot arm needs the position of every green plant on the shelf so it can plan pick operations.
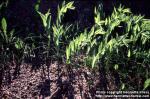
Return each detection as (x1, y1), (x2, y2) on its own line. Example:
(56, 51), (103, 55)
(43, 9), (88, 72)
(0, 17), (29, 80)
(0, 17), (28, 66)
(67, 5), (150, 65)
(144, 78), (150, 90)
(66, 5), (150, 90)
(35, 1), (75, 64)
(34, 0), (41, 11)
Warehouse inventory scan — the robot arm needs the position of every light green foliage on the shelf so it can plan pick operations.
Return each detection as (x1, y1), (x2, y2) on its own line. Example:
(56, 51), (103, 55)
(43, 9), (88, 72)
(66, 30), (88, 63)
(66, 5), (150, 69)
(37, 9), (51, 28)
(0, 1), (149, 91)
(34, 0), (41, 11)
(53, 1), (75, 56)
(121, 83), (125, 90)
(0, 18), (27, 65)
(37, 1), (75, 61)
(144, 78), (150, 90)
(37, 9), (51, 58)
(114, 64), (119, 70)
(66, 4), (150, 90)
(15, 38), (24, 50)
(1, 18), (17, 48)
(1, 18), (7, 34)
(66, 27), (95, 64)
(57, 1), (75, 25)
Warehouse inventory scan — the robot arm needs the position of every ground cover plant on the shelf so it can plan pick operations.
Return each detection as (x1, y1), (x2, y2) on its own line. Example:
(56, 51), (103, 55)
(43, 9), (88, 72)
(66, 5), (150, 90)
(0, 1), (150, 98)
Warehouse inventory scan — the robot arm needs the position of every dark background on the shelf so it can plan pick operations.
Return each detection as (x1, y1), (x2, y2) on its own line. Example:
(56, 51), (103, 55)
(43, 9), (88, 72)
(0, 0), (149, 35)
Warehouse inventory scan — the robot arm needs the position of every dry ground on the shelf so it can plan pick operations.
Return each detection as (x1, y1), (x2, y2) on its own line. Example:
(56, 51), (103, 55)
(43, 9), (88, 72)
(0, 61), (119, 99)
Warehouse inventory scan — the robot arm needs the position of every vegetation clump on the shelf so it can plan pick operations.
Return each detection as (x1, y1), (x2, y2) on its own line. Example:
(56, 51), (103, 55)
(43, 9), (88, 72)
(0, 1), (150, 98)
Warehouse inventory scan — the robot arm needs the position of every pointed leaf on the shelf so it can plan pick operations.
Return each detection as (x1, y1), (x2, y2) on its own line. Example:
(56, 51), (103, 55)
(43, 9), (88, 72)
(1, 18), (7, 33)
(114, 64), (119, 70)
(144, 78), (150, 90)
(127, 49), (131, 58)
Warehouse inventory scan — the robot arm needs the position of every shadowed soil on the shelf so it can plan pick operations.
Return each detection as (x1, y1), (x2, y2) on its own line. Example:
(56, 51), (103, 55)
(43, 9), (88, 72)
(0, 62), (118, 99)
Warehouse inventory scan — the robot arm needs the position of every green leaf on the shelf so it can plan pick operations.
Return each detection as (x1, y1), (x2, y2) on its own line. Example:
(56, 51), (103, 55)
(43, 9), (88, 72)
(66, 1), (75, 10)
(127, 49), (131, 58)
(108, 39), (115, 52)
(34, 4), (39, 11)
(92, 56), (97, 68)
(58, 1), (75, 24)
(70, 42), (74, 52)
(95, 28), (106, 35)
(127, 21), (131, 32)
(114, 64), (119, 70)
(144, 78), (150, 90)
(9, 29), (15, 42)
(48, 34), (50, 39)
(15, 38), (24, 50)
(1, 18), (7, 33)
(123, 8), (131, 13)
(15, 43), (19, 49)
(66, 47), (71, 64)
(37, 9), (51, 28)
(37, 11), (47, 27)
(121, 83), (125, 90)
(92, 54), (99, 68)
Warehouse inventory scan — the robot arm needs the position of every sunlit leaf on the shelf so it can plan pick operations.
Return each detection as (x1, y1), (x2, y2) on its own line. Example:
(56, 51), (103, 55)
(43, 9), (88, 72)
(1, 18), (7, 33)
(114, 64), (119, 70)
(123, 8), (131, 13)
(121, 83), (125, 90)
(144, 78), (150, 90)
(127, 49), (131, 58)
(37, 9), (51, 28)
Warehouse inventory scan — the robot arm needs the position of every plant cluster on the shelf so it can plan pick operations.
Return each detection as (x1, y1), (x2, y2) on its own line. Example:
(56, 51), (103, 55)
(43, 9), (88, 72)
(66, 5), (150, 90)
(0, 1), (150, 90)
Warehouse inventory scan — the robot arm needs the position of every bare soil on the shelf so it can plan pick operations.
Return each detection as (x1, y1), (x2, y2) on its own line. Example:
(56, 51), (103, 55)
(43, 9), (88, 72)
(0, 61), (118, 99)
